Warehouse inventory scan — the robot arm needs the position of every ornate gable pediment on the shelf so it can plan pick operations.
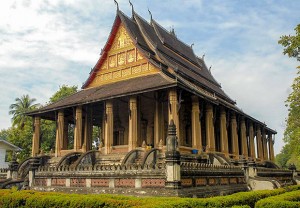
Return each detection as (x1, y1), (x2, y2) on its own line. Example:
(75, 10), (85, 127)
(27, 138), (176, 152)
(86, 23), (159, 88)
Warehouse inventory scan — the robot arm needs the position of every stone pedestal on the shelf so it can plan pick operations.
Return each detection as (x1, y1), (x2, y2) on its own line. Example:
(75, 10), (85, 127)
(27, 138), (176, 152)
(165, 120), (181, 189)
(7, 157), (19, 179)
(28, 158), (41, 187)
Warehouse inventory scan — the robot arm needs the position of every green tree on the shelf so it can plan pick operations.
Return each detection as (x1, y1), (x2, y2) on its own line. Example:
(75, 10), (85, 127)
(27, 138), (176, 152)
(277, 24), (300, 168)
(0, 128), (9, 140)
(49, 85), (77, 103)
(6, 120), (33, 161)
(275, 144), (291, 168)
(278, 24), (300, 61)
(9, 94), (40, 129)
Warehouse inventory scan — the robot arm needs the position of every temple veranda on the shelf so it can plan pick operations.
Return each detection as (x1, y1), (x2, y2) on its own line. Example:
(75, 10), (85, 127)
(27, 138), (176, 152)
(30, 89), (276, 163)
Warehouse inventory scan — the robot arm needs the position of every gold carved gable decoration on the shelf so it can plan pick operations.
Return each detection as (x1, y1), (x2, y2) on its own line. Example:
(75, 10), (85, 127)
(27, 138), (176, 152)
(87, 23), (159, 88)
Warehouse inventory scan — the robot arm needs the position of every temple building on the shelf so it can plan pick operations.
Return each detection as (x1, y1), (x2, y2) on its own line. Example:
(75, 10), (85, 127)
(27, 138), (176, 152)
(3, 7), (298, 196)
(28, 9), (276, 162)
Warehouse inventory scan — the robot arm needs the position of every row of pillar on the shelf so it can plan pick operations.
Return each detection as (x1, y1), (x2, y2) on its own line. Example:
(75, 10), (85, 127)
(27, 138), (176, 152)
(32, 107), (93, 157)
(31, 88), (275, 162)
(168, 89), (275, 162)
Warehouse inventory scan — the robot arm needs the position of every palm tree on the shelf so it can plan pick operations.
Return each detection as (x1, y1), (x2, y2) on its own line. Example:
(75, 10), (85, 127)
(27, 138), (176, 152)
(9, 94), (40, 129)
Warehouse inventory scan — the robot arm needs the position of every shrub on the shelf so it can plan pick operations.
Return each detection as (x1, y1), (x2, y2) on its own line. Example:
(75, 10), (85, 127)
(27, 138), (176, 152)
(255, 190), (300, 208)
(0, 185), (299, 208)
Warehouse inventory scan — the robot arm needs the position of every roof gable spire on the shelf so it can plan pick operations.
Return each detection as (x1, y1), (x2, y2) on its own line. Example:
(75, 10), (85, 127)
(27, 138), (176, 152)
(114, 0), (119, 11)
(129, 0), (134, 17)
(170, 27), (176, 37)
(148, 8), (153, 22)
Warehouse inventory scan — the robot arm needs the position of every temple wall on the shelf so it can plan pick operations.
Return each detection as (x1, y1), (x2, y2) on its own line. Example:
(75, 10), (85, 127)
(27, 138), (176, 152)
(34, 164), (165, 190)
(31, 161), (248, 197)
(247, 167), (295, 190)
(180, 162), (246, 188)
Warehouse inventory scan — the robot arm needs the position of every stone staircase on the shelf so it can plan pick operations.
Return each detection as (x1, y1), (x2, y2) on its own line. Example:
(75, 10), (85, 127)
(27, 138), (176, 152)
(134, 153), (144, 165)
(48, 156), (62, 167)
(95, 153), (127, 165)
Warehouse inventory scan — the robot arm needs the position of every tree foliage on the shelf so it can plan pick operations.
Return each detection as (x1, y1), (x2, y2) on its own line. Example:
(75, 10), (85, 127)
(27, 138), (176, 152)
(6, 120), (33, 161)
(9, 94), (40, 129)
(49, 85), (77, 103)
(278, 24), (300, 62)
(276, 24), (300, 168)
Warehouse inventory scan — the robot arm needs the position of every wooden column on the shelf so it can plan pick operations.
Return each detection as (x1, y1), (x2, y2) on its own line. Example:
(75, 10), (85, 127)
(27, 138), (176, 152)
(31, 116), (41, 157)
(168, 89), (180, 145)
(205, 103), (215, 152)
(55, 110), (64, 157)
(83, 109), (93, 152)
(220, 108), (228, 157)
(74, 106), (83, 151)
(262, 129), (268, 161)
(231, 113), (239, 159)
(191, 96), (202, 151)
(249, 122), (256, 160)
(104, 101), (113, 154)
(240, 118), (248, 159)
(101, 109), (106, 147)
(128, 97), (137, 151)
(62, 121), (68, 150)
(256, 126), (263, 161)
(154, 93), (163, 147)
(268, 133), (275, 161)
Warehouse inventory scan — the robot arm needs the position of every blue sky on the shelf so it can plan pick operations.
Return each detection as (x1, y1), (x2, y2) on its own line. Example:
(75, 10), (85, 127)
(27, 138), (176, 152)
(0, 0), (299, 155)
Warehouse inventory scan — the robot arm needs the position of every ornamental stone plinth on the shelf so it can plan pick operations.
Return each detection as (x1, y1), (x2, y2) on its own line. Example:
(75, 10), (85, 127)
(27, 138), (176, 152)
(165, 120), (181, 189)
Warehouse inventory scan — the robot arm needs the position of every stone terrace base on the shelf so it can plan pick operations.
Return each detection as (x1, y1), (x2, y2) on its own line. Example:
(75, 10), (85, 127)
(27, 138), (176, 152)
(32, 184), (248, 198)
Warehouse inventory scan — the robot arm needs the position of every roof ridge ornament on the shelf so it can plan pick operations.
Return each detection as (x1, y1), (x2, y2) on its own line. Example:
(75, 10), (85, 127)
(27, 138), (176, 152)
(148, 8), (153, 22)
(191, 43), (194, 49)
(129, 0), (134, 16)
(114, 0), (119, 11)
(170, 27), (176, 37)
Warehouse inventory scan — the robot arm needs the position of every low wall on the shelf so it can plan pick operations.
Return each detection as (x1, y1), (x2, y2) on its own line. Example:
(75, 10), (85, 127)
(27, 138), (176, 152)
(34, 164), (165, 189)
(248, 167), (295, 190)
(256, 167), (294, 186)
(31, 162), (248, 197)
(181, 162), (246, 187)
